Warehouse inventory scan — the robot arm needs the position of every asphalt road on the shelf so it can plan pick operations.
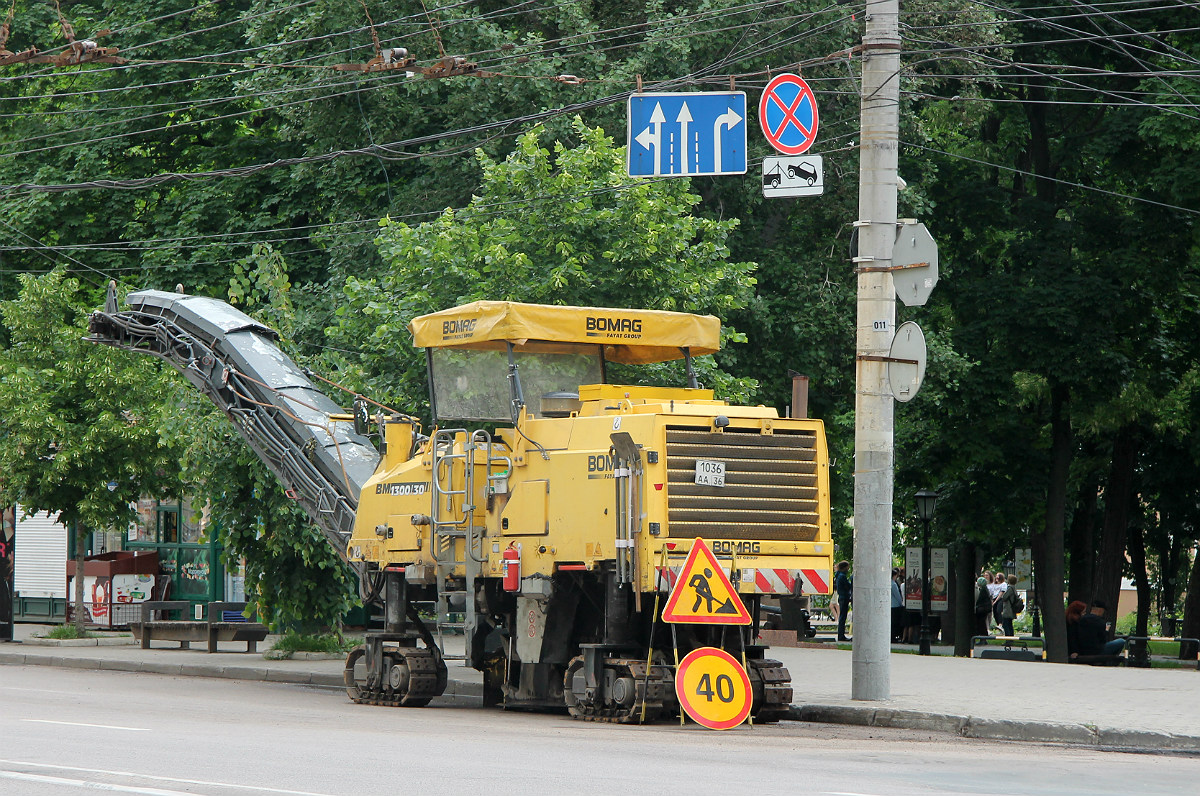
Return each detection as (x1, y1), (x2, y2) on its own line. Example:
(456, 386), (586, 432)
(1, 665), (1197, 796)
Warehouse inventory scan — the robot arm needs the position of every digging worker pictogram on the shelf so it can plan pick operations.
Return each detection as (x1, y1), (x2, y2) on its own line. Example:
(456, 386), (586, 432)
(689, 567), (738, 615)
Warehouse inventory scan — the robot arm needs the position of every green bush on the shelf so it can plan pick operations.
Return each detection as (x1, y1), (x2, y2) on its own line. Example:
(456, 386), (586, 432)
(1115, 612), (1160, 637)
(43, 625), (91, 640)
(269, 630), (357, 655)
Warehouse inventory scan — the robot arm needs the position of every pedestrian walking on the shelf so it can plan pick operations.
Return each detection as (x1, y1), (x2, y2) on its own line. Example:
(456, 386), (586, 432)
(974, 576), (991, 639)
(988, 572), (1007, 631)
(834, 560), (852, 641)
(890, 568), (904, 642)
(998, 574), (1021, 636)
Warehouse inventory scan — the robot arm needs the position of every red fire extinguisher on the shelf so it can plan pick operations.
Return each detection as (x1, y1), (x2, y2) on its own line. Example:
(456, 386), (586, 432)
(503, 544), (520, 592)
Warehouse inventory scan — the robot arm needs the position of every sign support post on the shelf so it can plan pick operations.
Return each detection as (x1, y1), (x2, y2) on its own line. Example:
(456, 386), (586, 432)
(852, 0), (901, 700)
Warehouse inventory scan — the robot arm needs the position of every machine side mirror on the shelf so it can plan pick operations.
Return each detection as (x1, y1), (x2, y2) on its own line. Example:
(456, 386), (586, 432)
(353, 396), (370, 436)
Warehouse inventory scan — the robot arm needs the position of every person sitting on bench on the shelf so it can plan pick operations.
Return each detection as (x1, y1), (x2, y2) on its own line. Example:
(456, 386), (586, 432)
(1073, 599), (1126, 659)
(1065, 600), (1086, 657)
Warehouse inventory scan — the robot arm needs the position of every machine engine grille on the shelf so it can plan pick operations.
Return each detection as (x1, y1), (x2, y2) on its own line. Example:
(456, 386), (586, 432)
(665, 426), (820, 541)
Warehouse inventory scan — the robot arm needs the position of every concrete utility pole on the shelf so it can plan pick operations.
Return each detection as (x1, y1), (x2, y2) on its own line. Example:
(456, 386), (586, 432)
(851, 0), (901, 700)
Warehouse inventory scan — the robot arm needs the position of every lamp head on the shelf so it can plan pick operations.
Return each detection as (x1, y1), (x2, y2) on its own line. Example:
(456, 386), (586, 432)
(915, 489), (938, 522)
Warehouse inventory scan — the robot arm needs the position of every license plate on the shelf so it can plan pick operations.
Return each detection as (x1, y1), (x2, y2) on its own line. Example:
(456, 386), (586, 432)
(694, 460), (726, 487)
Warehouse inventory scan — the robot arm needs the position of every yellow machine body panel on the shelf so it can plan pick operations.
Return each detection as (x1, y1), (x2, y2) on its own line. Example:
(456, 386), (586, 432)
(347, 384), (834, 599)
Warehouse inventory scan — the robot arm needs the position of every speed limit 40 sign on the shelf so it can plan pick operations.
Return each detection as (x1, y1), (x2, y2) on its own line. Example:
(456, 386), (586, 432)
(675, 647), (753, 730)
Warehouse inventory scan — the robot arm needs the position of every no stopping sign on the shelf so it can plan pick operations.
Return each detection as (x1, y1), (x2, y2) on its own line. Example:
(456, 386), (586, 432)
(759, 73), (819, 155)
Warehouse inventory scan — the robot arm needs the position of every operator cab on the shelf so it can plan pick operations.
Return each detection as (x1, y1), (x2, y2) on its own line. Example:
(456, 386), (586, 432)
(409, 301), (723, 424)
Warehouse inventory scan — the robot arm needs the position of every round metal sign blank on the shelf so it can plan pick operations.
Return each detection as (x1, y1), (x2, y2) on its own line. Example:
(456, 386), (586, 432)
(759, 73), (819, 155)
(888, 321), (927, 403)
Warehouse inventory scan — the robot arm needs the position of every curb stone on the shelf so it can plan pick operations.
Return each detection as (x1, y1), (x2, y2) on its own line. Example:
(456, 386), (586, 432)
(24, 636), (135, 647)
(138, 661), (184, 676)
(1094, 728), (1199, 751)
(788, 703), (1200, 751)
(964, 717), (1097, 745)
(221, 666), (272, 682)
(872, 708), (967, 734)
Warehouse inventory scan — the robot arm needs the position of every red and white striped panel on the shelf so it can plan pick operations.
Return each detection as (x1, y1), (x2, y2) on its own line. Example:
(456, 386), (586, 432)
(655, 565), (683, 592)
(749, 568), (830, 596)
(655, 565), (733, 591)
(656, 565), (829, 595)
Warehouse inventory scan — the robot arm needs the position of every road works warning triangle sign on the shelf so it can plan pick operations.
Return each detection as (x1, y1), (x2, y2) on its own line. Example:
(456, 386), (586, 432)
(661, 538), (751, 625)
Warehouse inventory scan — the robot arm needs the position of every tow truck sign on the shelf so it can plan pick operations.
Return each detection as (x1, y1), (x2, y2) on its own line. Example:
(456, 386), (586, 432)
(762, 155), (823, 198)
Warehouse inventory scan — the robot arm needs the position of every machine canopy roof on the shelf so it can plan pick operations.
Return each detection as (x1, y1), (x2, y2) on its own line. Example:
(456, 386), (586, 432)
(409, 301), (721, 364)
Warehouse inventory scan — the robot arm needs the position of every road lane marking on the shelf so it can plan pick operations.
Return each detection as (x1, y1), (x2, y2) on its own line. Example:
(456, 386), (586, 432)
(0, 770), (192, 795)
(22, 719), (151, 732)
(0, 759), (341, 796)
(0, 685), (79, 695)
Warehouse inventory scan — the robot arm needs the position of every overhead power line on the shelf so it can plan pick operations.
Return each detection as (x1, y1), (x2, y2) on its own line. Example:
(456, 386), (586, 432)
(903, 140), (1200, 216)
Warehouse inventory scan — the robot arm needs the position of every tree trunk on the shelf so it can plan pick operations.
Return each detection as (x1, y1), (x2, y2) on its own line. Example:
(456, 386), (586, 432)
(1066, 476), (1097, 605)
(1035, 381), (1071, 663)
(942, 547), (957, 649)
(1181, 551), (1200, 660)
(953, 537), (977, 657)
(1094, 426), (1139, 616)
(1128, 520), (1151, 638)
(72, 521), (86, 633)
(1160, 532), (1182, 637)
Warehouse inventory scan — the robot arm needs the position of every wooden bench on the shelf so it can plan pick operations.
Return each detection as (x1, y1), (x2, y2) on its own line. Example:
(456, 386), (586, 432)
(972, 635), (1044, 661)
(131, 601), (269, 653)
(1119, 635), (1200, 670)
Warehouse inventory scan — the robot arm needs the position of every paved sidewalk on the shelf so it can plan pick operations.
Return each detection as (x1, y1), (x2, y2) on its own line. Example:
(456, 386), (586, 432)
(0, 624), (482, 700)
(770, 645), (1200, 751)
(3, 625), (1197, 751)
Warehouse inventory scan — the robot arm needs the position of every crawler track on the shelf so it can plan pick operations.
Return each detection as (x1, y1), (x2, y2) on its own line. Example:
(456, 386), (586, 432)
(747, 658), (792, 723)
(564, 656), (675, 724)
(344, 645), (447, 707)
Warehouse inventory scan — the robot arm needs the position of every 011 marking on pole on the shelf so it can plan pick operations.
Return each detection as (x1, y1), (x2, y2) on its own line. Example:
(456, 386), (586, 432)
(661, 538), (751, 625)
(759, 73), (819, 155)
(674, 647), (753, 730)
(627, 92), (747, 177)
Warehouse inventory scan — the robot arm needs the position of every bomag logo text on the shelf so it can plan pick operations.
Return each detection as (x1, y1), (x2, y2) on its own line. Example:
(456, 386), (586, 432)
(441, 318), (478, 339)
(586, 316), (642, 339)
(442, 319), (477, 334)
(587, 454), (615, 472)
(586, 454), (616, 479)
(712, 541), (761, 555)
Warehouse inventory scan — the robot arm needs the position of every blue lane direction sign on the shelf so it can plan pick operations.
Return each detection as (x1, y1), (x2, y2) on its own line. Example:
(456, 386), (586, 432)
(627, 92), (747, 177)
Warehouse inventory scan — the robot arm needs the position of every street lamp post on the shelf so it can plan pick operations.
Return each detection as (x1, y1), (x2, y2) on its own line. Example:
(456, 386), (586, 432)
(915, 489), (938, 656)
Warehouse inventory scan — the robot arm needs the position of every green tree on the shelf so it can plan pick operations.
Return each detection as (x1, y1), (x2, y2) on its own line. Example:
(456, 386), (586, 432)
(905, 0), (1200, 660)
(0, 270), (178, 630)
(165, 390), (358, 632)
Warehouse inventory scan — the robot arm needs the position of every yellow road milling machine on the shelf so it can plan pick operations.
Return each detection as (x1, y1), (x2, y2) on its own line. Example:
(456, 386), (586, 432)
(90, 290), (833, 723)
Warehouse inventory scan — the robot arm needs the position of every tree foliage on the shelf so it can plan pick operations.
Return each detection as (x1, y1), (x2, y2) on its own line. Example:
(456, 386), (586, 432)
(164, 388), (357, 632)
(0, 270), (177, 530)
